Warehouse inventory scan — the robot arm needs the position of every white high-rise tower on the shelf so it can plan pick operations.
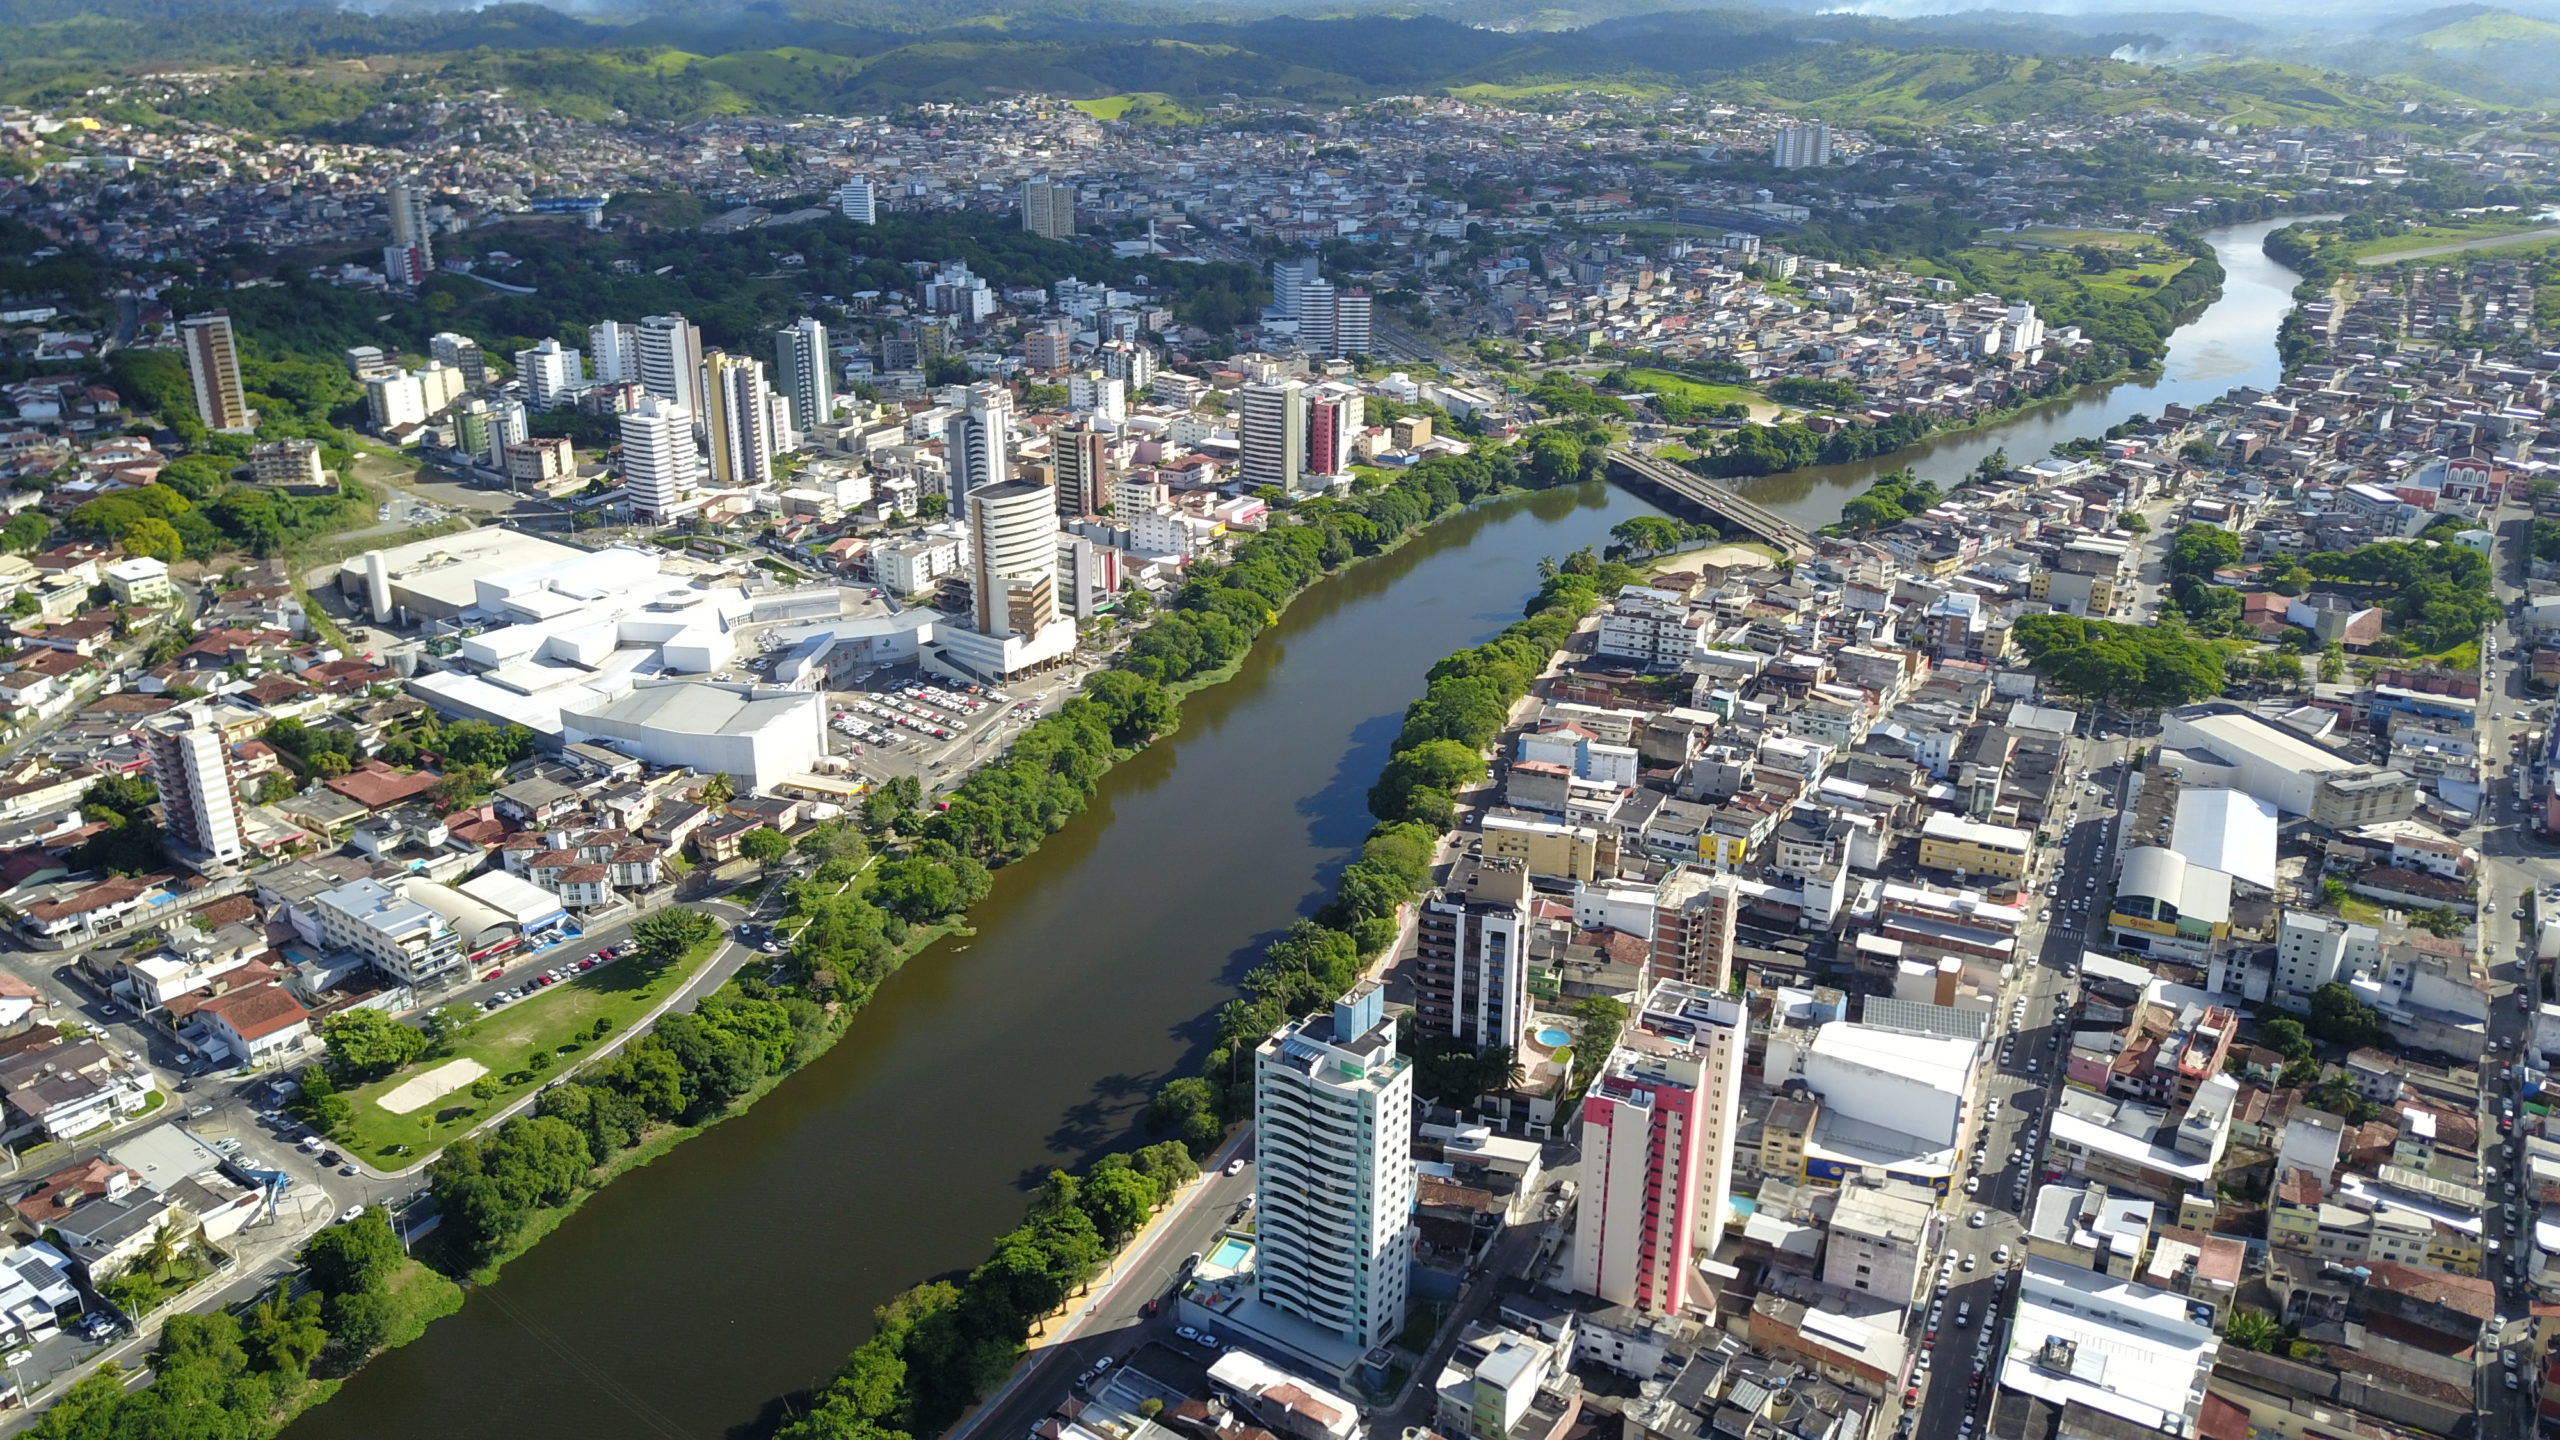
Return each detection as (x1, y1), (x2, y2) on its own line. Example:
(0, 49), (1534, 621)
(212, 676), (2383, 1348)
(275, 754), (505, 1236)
(1238, 379), (1307, 494)
(145, 704), (246, 865)
(635, 313), (705, 415)
(619, 395), (701, 521)
(1253, 982), (1415, 1349)
(774, 317), (835, 435)
(590, 319), (641, 385)
(942, 383), (1013, 511)
(834, 177), (877, 224)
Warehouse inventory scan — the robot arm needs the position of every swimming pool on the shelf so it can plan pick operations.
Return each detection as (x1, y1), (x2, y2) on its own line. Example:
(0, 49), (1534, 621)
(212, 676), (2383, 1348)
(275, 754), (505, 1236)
(1207, 1237), (1253, 1270)
(1535, 1026), (1573, 1048)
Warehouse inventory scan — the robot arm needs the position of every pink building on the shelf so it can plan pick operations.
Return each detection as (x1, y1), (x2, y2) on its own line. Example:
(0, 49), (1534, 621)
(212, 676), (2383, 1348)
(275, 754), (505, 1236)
(1570, 981), (1744, 1315)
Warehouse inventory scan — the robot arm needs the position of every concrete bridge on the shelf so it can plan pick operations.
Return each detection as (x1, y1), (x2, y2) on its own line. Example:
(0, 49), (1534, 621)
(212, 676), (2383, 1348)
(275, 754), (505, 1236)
(1605, 447), (1818, 557)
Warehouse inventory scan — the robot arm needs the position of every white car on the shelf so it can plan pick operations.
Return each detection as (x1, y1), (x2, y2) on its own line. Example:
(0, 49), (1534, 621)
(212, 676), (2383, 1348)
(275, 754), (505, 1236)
(1968, 1210), (1986, 1228)
(1224, 1158), (1246, 1177)
(338, 1205), (366, 1225)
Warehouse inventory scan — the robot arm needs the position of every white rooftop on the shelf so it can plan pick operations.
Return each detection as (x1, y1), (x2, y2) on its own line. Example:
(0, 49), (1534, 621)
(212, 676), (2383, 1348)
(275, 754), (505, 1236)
(1999, 1257), (2217, 1434)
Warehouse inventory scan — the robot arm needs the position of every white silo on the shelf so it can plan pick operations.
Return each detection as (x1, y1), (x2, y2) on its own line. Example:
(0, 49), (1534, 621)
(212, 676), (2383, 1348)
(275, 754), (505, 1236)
(363, 549), (393, 623)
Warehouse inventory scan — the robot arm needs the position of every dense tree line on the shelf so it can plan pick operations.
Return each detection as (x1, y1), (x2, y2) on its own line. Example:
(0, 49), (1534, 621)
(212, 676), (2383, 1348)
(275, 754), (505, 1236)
(429, 983), (823, 1269)
(1697, 410), (1935, 478)
(1829, 467), (1941, 532)
(2010, 612), (2228, 712)
(30, 1209), (450, 1440)
(772, 1140), (1198, 1440)
(2298, 540), (2498, 655)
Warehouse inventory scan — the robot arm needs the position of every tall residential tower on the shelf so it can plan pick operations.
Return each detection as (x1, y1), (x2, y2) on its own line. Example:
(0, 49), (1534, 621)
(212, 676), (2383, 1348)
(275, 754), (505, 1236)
(1571, 980), (1747, 1315)
(145, 704), (247, 866)
(1253, 982), (1415, 1349)
(180, 312), (251, 434)
(774, 317), (835, 435)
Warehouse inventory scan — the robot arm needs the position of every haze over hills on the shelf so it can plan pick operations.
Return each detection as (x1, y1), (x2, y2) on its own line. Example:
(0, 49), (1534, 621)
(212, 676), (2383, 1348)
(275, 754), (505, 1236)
(2, 0), (2558, 127)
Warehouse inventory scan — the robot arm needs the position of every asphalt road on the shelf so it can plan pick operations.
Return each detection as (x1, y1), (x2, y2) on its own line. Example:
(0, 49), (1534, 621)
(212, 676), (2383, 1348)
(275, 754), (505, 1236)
(947, 1138), (1259, 1440)
(2466, 505), (2554, 1437)
(1903, 732), (2120, 1440)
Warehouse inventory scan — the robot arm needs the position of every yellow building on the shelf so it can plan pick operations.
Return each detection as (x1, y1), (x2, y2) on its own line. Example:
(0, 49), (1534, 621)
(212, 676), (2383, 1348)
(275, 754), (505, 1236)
(1482, 810), (1600, 884)
(1916, 811), (2030, 884)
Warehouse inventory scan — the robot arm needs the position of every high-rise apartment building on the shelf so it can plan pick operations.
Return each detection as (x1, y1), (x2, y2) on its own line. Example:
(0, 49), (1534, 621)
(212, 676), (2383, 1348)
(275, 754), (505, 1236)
(388, 182), (435, 269)
(1067, 372), (1125, 425)
(702, 351), (777, 489)
(1052, 423), (1114, 519)
(635, 313), (705, 416)
(1270, 256), (1322, 319)
(590, 319), (640, 386)
(1334, 290), (1375, 358)
(1772, 122), (1834, 169)
(774, 317), (835, 435)
(833, 176), (877, 225)
(180, 312), (251, 434)
(1652, 865), (1740, 989)
(942, 383), (1013, 510)
(1296, 278), (1337, 358)
(619, 396), (701, 522)
(1097, 339), (1155, 393)
(429, 332), (487, 390)
(1238, 379), (1307, 494)
(1021, 180), (1077, 240)
(1412, 855), (1529, 1050)
(1571, 980), (1747, 1315)
(968, 480), (1060, 641)
(515, 338), (581, 411)
(1254, 982), (1415, 1349)
(1308, 386), (1364, 478)
(145, 704), (246, 866)
(1024, 321), (1074, 373)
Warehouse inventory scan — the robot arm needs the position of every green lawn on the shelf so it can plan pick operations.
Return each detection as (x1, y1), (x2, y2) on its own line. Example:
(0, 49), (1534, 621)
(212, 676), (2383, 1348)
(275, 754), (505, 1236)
(1908, 244), (2192, 308)
(2003, 226), (2156, 250)
(337, 936), (724, 1163)
(2346, 216), (2548, 261)
(1067, 92), (1202, 125)
(1621, 368), (1761, 412)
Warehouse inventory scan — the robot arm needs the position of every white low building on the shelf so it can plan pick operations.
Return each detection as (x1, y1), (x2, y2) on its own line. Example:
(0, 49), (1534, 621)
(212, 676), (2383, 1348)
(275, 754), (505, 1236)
(1997, 1256), (2219, 1436)
(560, 681), (826, 792)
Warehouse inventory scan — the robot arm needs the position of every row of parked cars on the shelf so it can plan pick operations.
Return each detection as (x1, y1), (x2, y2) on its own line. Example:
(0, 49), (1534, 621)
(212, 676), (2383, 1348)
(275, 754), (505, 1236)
(480, 947), (618, 1010)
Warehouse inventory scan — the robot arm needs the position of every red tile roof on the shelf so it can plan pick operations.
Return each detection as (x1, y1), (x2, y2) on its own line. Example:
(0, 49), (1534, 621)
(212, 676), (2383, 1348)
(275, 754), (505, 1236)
(197, 983), (309, 1041)
(324, 761), (441, 810)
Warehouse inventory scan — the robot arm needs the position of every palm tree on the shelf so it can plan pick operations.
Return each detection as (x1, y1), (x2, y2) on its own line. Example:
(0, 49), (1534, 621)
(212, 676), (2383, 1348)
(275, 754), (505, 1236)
(140, 1220), (185, 1283)
(2225, 1308), (2281, 1353)
(700, 772), (735, 807)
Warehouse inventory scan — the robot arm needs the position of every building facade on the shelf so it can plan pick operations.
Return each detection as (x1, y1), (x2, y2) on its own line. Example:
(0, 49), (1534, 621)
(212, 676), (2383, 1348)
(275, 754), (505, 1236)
(1412, 856), (1530, 1051)
(180, 313), (251, 433)
(1253, 983), (1416, 1349)
(1571, 981), (1747, 1314)
(144, 704), (246, 866)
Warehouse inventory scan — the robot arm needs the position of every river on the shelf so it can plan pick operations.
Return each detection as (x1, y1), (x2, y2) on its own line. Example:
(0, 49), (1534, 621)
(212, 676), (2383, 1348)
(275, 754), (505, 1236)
(282, 218), (2304, 1440)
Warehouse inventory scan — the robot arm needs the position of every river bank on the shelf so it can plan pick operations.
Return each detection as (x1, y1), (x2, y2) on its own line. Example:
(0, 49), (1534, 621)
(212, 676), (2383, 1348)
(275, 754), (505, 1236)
(271, 217), (2311, 1440)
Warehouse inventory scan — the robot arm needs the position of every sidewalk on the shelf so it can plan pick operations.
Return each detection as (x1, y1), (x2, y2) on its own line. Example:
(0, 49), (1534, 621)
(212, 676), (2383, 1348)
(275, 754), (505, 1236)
(947, 1127), (1251, 1440)
(0, 1187), (334, 1435)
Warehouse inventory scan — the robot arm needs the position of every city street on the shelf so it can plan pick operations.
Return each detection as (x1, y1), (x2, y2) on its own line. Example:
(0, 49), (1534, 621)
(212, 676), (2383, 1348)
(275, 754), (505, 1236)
(2461, 504), (2553, 1438)
(947, 1137), (1259, 1440)
(1902, 725), (2121, 1439)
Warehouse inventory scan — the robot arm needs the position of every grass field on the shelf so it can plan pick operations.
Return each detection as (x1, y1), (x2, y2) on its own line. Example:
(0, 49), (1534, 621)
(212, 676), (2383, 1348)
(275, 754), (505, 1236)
(2345, 216), (2549, 260)
(1907, 244), (2191, 309)
(338, 935), (725, 1163)
(2002, 226), (2156, 250)
(1621, 368), (1761, 411)
(1068, 92), (1202, 125)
